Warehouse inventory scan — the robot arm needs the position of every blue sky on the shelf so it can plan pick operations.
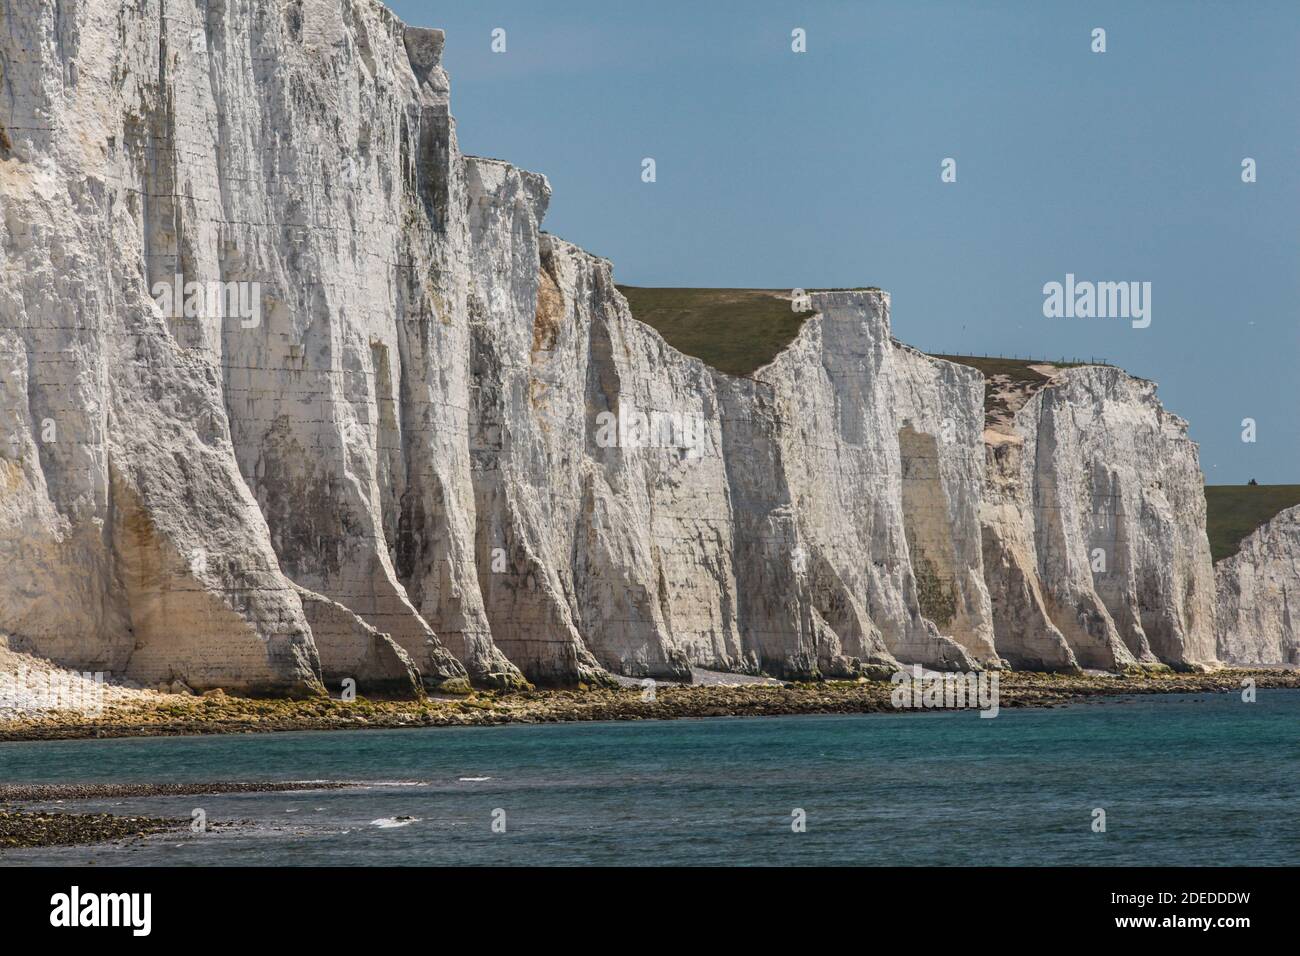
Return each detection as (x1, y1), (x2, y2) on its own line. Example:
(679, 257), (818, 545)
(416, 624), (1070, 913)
(390, 0), (1299, 484)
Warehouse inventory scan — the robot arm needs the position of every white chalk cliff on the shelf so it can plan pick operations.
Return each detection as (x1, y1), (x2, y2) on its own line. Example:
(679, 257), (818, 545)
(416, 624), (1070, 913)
(1, 0), (1274, 697)
(1215, 505), (1300, 665)
(980, 367), (1218, 672)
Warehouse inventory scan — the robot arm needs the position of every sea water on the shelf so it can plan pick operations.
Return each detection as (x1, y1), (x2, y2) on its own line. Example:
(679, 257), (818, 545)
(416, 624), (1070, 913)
(1, 691), (1296, 866)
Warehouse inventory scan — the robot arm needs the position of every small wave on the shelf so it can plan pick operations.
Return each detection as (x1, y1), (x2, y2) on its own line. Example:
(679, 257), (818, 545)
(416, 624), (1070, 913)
(458, 776), (492, 782)
(354, 780), (429, 788)
(370, 816), (420, 829)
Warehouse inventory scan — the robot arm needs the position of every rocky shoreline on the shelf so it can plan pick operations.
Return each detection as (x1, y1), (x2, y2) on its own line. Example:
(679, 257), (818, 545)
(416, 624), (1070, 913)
(1, 669), (1295, 743)
(0, 781), (356, 802)
(0, 782), (357, 851)
(0, 808), (188, 850)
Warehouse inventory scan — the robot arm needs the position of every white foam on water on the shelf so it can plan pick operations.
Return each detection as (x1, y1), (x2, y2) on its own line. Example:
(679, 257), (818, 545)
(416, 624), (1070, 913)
(357, 780), (428, 788)
(370, 816), (420, 829)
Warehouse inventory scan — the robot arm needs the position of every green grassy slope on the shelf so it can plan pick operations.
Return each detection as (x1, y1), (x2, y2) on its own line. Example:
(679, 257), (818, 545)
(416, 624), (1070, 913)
(615, 286), (815, 377)
(618, 286), (1106, 383)
(1204, 485), (1300, 562)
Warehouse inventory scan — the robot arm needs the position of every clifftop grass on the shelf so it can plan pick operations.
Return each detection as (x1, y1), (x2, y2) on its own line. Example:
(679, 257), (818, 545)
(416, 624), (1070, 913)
(616, 286), (814, 377)
(929, 354), (1101, 382)
(1205, 484), (1300, 562)
(617, 286), (1106, 389)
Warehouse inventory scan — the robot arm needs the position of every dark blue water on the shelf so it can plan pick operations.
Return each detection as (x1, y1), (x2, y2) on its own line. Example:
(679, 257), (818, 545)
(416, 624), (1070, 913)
(2, 691), (1297, 866)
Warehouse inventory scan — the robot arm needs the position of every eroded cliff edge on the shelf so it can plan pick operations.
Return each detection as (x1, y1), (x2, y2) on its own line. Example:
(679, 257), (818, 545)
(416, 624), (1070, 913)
(0, 0), (1232, 695)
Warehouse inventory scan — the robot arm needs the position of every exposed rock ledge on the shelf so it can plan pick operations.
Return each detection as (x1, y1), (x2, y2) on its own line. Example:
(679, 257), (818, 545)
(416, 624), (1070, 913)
(0, 0), (1261, 699)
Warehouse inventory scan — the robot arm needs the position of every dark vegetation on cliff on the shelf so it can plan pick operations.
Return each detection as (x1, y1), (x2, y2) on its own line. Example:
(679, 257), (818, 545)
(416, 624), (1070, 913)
(617, 286), (1107, 401)
(931, 354), (1108, 420)
(930, 354), (1101, 382)
(616, 286), (815, 377)
(1205, 485), (1300, 562)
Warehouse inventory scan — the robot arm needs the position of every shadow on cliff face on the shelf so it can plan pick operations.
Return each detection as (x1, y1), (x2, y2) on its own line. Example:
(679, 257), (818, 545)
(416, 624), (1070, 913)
(108, 469), (323, 698)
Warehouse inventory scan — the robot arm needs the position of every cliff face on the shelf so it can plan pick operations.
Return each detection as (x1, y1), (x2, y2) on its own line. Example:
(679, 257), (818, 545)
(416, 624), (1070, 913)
(1216, 506), (1300, 665)
(981, 368), (1219, 672)
(1, 0), (337, 694)
(0, 0), (489, 693)
(730, 301), (995, 674)
(0, 0), (1238, 694)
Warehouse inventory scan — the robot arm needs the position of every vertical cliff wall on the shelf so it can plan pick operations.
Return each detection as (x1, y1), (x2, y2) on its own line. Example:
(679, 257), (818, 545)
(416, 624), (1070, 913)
(1215, 505), (1300, 664)
(979, 367), (1218, 671)
(1, 0), (329, 694)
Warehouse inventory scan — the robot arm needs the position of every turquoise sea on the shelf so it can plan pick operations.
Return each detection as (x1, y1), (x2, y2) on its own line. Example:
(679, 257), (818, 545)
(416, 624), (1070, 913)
(2, 691), (1297, 866)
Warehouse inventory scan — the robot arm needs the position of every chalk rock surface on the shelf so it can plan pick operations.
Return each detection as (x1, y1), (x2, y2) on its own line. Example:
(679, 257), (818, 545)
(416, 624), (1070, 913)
(0, 0), (1250, 696)
(1215, 505), (1300, 665)
(980, 367), (1218, 671)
